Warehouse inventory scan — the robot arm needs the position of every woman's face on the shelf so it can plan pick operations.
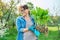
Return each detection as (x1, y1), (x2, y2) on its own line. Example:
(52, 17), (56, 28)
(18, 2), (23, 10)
(20, 8), (29, 16)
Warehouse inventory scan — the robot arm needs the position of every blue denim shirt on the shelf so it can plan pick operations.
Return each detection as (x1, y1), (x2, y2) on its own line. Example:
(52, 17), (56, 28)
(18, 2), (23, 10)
(16, 16), (36, 40)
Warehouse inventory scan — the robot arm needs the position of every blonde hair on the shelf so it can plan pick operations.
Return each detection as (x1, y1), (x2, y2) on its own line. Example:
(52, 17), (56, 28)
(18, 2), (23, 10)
(17, 3), (27, 12)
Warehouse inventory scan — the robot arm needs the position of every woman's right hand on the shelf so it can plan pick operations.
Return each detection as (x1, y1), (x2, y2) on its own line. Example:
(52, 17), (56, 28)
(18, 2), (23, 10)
(23, 28), (29, 32)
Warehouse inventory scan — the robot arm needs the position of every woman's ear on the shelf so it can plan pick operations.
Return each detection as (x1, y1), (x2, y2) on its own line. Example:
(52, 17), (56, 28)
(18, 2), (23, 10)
(27, 9), (30, 13)
(28, 9), (30, 11)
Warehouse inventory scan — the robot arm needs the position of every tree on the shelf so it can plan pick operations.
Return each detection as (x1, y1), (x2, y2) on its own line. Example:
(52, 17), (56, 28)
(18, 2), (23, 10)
(0, 0), (20, 29)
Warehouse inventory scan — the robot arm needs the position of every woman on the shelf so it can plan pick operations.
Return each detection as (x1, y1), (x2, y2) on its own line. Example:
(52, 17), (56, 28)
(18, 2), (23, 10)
(16, 5), (39, 40)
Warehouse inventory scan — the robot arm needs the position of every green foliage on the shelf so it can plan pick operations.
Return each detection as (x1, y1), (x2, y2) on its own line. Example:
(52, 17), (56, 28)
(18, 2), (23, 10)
(0, 11), (3, 17)
(27, 2), (34, 10)
(0, 0), (19, 28)
(31, 7), (50, 25)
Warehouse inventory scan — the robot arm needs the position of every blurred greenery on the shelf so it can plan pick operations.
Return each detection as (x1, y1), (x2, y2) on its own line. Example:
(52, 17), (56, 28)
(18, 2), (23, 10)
(0, 27), (17, 40)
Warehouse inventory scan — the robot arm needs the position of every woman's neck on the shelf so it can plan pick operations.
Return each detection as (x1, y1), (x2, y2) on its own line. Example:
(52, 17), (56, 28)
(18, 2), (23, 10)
(24, 14), (30, 21)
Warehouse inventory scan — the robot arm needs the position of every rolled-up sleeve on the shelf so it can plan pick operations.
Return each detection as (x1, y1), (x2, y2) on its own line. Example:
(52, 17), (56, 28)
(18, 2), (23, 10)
(16, 18), (24, 32)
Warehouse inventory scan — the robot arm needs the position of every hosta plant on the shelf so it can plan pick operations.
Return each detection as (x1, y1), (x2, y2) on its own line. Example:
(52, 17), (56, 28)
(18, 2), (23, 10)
(31, 7), (50, 35)
(31, 7), (50, 26)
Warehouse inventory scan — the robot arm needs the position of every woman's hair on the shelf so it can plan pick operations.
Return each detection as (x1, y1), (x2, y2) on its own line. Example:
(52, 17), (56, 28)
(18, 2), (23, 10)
(17, 4), (30, 15)
(17, 5), (29, 12)
(22, 5), (30, 15)
(22, 5), (28, 10)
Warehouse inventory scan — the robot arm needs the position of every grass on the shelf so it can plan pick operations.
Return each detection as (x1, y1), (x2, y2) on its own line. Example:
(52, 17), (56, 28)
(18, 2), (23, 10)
(38, 26), (60, 40)
(38, 31), (60, 40)
(48, 27), (58, 31)
(0, 26), (60, 40)
(0, 27), (17, 40)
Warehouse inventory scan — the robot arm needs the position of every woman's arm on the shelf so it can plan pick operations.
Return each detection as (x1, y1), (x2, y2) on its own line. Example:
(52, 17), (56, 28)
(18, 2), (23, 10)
(16, 18), (29, 32)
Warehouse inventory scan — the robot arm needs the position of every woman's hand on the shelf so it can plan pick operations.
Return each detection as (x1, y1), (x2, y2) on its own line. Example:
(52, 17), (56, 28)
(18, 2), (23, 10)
(23, 28), (29, 32)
